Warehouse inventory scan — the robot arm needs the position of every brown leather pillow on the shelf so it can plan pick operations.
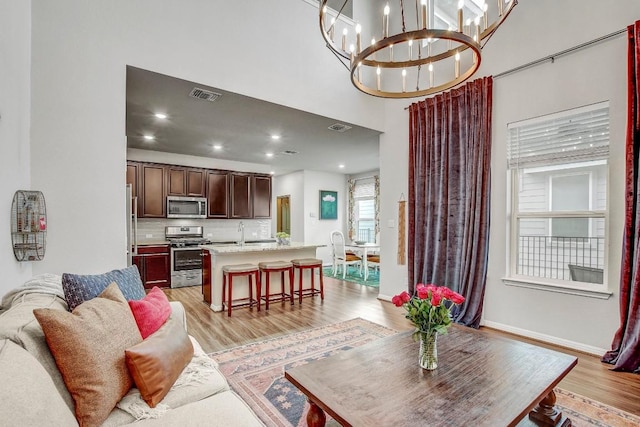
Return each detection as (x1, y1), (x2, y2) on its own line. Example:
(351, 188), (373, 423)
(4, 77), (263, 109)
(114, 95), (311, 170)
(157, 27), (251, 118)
(33, 282), (142, 427)
(125, 317), (194, 407)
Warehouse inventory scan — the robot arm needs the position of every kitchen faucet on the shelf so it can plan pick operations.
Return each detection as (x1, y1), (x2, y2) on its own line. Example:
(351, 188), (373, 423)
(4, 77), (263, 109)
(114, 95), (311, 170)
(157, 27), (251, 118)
(238, 221), (245, 246)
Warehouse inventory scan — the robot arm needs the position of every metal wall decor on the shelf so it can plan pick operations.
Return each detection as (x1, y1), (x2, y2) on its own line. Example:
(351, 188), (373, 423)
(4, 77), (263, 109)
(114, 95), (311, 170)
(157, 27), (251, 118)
(11, 190), (47, 261)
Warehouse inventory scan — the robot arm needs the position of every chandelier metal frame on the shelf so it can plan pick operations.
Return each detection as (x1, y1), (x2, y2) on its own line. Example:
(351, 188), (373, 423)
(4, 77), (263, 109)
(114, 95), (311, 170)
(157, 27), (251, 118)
(319, 0), (518, 99)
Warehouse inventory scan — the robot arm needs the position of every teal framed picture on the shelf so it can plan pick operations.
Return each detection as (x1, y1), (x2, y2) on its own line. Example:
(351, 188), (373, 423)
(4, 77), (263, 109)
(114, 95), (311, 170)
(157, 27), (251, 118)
(319, 190), (338, 220)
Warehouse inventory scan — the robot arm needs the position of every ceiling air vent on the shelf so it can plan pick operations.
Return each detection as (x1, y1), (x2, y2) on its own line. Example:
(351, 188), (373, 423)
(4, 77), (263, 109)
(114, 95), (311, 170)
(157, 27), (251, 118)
(188, 88), (222, 102)
(281, 150), (298, 155)
(328, 123), (352, 132)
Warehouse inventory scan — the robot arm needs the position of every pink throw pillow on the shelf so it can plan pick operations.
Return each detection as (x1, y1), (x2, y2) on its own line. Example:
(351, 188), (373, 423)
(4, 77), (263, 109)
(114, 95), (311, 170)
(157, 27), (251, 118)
(128, 287), (171, 339)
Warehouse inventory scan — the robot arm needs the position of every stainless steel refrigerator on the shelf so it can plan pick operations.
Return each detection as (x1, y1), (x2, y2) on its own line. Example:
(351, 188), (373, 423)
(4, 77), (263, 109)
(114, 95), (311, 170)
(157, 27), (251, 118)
(126, 184), (138, 266)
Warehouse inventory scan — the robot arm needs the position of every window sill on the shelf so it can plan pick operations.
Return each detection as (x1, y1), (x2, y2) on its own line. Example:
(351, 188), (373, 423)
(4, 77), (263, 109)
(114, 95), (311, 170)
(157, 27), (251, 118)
(502, 276), (613, 300)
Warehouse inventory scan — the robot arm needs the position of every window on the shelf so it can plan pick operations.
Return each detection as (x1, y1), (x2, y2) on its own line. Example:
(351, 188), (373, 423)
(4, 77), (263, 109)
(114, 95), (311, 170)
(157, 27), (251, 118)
(353, 178), (376, 243)
(507, 103), (609, 291)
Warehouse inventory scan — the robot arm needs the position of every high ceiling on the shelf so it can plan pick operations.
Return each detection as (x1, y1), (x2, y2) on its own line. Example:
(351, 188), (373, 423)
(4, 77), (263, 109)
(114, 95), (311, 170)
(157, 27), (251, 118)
(126, 66), (381, 176)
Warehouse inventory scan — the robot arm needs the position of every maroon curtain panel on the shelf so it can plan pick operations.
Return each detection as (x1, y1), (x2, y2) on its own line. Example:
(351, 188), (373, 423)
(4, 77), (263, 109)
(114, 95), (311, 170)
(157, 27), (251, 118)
(408, 77), (492, 328)
(602, 21), (640, 372)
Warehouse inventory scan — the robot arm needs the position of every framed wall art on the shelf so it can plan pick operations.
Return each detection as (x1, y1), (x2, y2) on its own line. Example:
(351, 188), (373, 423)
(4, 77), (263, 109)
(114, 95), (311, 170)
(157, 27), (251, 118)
(319, 190), (338, 220)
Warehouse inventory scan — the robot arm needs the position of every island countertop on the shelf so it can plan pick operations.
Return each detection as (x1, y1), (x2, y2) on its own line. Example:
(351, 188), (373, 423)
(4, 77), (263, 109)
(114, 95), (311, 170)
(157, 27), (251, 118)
(200, 242), (324, 254)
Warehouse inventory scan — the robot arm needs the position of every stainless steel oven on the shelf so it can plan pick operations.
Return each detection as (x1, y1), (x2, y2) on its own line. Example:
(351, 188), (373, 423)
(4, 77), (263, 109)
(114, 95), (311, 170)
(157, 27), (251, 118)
(170, 247), (203, 288)
(166, 225), (209, 288)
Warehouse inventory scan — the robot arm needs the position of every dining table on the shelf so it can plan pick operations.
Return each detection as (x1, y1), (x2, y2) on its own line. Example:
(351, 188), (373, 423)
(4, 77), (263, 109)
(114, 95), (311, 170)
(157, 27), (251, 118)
(346, 242), (380, 281)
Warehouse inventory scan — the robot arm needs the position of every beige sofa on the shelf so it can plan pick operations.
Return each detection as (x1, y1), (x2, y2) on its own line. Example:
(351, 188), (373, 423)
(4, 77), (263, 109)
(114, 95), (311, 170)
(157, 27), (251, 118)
(0, 275), (264, 426)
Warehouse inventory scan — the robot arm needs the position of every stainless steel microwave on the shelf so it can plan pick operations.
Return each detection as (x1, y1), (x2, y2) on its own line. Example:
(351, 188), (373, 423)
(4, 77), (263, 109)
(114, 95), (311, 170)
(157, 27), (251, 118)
(167, 196), (207, 219)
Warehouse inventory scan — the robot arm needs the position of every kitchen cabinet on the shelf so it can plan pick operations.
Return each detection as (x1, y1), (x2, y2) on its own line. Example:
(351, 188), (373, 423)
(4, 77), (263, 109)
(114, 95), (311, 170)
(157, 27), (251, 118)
(252, 175), (272, 218)
(140, 164), (166, 218)
(126, 162), (139, 200)
(207, 171), (229, 218)
(133, 245), (170, 289)
(230, 173), (252, 218)
(167, 167), (206, 197)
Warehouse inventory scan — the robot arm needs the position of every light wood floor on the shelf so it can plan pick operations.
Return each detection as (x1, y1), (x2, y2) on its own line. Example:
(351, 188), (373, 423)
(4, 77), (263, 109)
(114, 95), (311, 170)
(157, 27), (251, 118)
(164, 277), (640, 417)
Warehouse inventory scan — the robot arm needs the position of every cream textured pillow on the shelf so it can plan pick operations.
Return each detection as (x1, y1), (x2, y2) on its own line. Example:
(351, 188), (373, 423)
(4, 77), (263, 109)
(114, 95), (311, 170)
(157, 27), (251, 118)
(33, 282), (143, 427)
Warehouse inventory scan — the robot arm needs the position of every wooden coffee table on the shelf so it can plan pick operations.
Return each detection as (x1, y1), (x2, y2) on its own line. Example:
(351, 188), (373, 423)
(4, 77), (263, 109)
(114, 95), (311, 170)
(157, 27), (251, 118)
(285, 325), (577, 426)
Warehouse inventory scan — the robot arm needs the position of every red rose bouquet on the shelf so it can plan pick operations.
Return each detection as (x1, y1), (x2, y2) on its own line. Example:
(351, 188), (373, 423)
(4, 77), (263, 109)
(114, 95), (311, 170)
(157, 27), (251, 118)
(392, 284), (465, 339)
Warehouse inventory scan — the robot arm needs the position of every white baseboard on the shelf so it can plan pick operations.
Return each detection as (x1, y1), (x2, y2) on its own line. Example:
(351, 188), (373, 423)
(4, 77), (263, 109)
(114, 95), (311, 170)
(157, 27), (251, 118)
(377, 294), (392, 302)
(481, 320), (607, 356)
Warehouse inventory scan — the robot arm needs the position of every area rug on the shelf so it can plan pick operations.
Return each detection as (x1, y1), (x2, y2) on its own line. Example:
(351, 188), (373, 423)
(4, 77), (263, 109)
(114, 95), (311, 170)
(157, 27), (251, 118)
(321, 266), (379, 287)
(209, 319), (640, 427)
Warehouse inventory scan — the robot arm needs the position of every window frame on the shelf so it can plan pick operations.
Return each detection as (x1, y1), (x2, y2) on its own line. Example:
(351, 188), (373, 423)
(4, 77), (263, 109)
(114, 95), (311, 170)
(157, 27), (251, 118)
(504, 104), (612, 299)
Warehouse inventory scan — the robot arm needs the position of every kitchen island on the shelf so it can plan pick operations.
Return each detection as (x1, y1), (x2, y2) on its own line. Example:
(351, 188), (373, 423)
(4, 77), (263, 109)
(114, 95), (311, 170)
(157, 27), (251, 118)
(200, 242), (324, 312)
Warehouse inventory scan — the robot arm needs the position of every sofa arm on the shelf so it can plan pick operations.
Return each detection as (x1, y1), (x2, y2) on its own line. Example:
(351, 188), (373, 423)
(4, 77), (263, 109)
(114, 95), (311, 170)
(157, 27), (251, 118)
(169, 301), (187, 331)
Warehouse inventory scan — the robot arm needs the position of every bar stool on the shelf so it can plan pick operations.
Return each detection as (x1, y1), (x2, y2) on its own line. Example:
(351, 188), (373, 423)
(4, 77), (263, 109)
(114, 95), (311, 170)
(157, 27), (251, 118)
(291, 258), (324, 304)
(222, 263), (260, 317)
(258, 261), (294, 310)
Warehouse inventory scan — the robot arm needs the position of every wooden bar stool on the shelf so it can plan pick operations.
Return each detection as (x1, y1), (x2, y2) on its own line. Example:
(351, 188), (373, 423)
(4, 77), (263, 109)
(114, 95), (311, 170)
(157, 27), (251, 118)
(222, 263), (260, 317)
(258, 261), (294, 310)
(291, 258), (324, 304)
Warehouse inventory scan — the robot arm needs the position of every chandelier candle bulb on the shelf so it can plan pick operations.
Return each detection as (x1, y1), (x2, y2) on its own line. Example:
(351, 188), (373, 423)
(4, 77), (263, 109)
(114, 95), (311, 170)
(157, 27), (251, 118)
(355, 24), (362, 53)
(429, 63), (434, 88)
(427, 38), (432, 57)
(376, 66), (381, 90)
(421, 0), (428, 29)
(408, 39), (413, 60)
(458, 0), (464, 32)
(483, 3), (488, 30)
(383, 3), (390, 38)
(329, 17), (335, 42)
(402, 69), (407, 92)
(390, 44), (394, 61)
(474, 16), (481, 42)
(448, 26), (453, 50)
(498, 0), (503, 16)
(455, 51), (460, 78)
(342, 28), (348, 51)
(465, 18), (471, 36)
(371, 37), (377, 60)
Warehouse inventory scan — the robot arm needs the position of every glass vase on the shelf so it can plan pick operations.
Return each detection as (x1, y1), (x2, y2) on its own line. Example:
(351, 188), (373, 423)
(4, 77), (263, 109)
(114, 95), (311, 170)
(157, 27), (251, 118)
(419, 332), (438, 370)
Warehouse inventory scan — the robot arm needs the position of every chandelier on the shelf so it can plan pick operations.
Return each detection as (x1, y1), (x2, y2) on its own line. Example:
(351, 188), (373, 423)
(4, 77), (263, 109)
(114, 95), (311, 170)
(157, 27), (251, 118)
(319, 0), (517, 98)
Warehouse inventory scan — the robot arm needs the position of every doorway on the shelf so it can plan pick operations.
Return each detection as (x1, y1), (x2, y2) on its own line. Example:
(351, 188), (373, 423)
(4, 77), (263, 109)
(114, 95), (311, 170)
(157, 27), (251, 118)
(277, 195), (291, 234)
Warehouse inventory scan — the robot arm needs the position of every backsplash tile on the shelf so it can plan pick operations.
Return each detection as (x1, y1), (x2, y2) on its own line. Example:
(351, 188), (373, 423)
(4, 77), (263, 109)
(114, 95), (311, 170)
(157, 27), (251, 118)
(135, 218), (272, 244)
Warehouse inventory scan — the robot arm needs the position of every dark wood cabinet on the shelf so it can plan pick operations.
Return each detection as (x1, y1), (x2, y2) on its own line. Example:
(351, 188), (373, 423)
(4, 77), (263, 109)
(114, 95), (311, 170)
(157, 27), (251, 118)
(253, 175), (272, 218)
(202, 249), (211, 303)
(125, 161), (271, 219)
(230, 173), (252, 218)
(133, 245), (170, 289)
(207, 171), (229, 218)
(140, 164), (166, 218)
(167, 167), (206, 197)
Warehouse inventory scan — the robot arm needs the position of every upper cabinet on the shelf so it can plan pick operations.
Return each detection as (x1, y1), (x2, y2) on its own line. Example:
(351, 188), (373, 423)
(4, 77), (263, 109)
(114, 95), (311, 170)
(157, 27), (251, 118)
(253, 175), (272, 218)
(167, 166), (206, 197)
(207, 171), (229, 218)
(230, 173), (252, 219)
(127, 161), (270, 219)
(140, 164), (166, 218)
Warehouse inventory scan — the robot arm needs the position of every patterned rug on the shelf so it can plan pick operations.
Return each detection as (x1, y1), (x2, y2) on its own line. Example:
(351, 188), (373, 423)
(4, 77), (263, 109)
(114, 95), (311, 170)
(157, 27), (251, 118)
(209, 319), (640, 427)
(321, 266), (379, 287)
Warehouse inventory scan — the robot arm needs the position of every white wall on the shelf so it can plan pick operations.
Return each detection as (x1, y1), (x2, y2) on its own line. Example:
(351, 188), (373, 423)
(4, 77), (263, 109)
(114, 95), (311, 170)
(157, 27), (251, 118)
(303, 171), (347, 264)
(378, 0), (640, 352)
(0, 0), (32, 295)
(28, 0), (384, 277)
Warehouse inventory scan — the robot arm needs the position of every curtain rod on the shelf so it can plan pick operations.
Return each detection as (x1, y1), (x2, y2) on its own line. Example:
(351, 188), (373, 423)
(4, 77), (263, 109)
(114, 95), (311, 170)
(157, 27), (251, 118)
(403, 27), (627, 110)
(493, 27), (626, 79)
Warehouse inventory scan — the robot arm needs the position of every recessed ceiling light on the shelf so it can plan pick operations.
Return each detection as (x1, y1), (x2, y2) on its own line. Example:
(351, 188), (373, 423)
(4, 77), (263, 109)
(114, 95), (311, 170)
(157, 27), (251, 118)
(271, 134), (281, 140)
(339, 164), (345, 169)
(270, 171), (275, 175)
(266, 152), (274, 158)
(143, 135), (155, 141)
(213, 144), (222, 151)
(154, 113), (167, 119)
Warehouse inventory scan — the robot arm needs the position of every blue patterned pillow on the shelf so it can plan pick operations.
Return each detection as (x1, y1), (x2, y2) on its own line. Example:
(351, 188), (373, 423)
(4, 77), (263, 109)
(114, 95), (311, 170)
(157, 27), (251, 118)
(62, 266), (146, 311)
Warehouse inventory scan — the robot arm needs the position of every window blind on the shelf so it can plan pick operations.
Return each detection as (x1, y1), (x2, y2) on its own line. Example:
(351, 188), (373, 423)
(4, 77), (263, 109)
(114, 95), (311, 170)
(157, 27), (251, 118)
(354, 178), (375, 199)
(507, 102), (610, 169)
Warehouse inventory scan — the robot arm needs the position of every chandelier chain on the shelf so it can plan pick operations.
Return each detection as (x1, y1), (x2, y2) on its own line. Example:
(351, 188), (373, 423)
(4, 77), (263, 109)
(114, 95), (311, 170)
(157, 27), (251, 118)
(400, 0), (406, 33)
